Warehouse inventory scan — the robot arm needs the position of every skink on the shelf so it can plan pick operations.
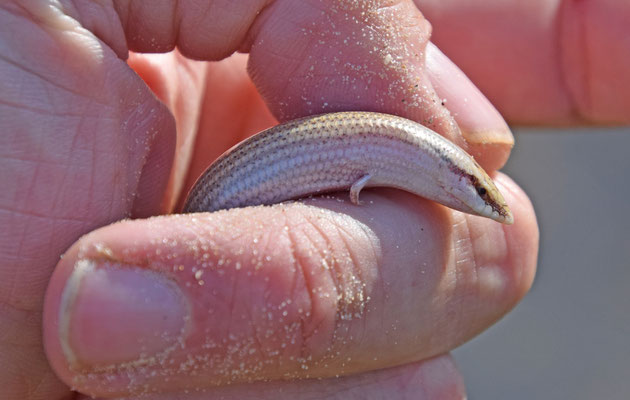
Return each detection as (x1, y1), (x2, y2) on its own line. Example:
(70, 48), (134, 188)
(182, 111), (513, 224)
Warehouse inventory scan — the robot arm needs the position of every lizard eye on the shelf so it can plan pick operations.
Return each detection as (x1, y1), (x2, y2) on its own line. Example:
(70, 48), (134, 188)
(477, 186), (487, 196)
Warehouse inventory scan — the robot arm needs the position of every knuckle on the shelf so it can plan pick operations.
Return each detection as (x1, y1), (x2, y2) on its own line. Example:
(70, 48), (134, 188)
(273, 206), (379, 357)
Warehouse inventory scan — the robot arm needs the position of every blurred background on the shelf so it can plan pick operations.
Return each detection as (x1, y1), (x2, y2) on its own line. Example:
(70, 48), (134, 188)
(454, 127), (630, 399)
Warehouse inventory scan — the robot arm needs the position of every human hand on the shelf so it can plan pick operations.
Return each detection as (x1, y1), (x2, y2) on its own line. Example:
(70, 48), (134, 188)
(2, 1), (627, 399)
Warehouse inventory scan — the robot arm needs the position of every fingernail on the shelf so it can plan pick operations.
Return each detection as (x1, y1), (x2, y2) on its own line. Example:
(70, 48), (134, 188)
(425, 42), (514, 146)
(59, 260), (188, 367)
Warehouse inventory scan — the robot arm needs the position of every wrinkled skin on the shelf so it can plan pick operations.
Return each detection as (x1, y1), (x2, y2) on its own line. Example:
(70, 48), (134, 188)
(1, 0), (628, 399)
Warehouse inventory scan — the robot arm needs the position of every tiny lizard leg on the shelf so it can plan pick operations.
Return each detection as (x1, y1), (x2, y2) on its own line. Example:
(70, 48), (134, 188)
(350, 174), (371, 205)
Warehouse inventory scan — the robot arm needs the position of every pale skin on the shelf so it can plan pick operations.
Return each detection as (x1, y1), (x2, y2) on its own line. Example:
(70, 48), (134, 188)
(1, 0), (628, 399)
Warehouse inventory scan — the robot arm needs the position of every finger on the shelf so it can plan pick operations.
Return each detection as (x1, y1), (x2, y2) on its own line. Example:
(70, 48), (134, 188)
(69, 0), (513, 167)
(44, 174), (537, 397)
(425, 42), (513, 171)
(88, 355), (464, 400)
(245, 0), (458, 137)
(415, 0), (630, 124)
(245, 0), (512, 163)
(0, 4), (175, 399)
(126, 51), (212, 212)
